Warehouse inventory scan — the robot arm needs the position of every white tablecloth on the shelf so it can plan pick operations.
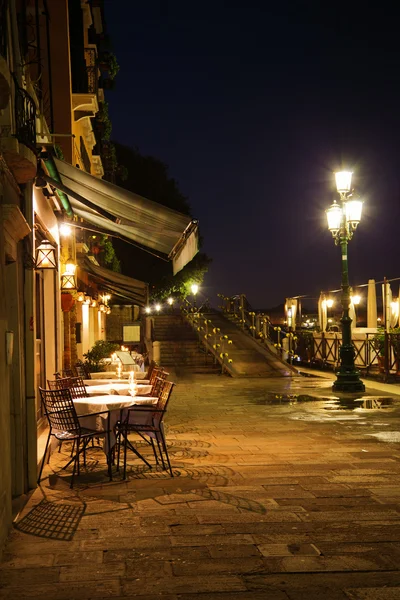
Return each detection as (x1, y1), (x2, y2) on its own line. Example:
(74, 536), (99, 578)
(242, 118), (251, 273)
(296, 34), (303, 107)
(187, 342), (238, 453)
(74, 395), (158, 452)
(84, 378), (150, 386)
(85, 383), (152, 396)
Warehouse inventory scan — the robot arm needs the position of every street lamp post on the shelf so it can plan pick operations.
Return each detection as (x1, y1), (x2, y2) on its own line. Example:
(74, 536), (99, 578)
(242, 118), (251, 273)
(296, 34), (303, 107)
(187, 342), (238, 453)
(326, 171), (365, 393)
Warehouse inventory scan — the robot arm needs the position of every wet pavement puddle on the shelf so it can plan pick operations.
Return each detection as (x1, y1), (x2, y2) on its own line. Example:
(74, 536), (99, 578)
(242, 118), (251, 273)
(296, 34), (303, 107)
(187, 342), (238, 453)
(250, 393), (395, 411)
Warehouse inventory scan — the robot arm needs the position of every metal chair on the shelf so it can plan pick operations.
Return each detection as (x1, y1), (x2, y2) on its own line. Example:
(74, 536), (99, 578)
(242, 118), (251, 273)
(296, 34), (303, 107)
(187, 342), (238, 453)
(145, 360), (157, 380)
(68, 376), (89, 399)
(74, 361), (91, 379)
(38, 387), (112, 488)
(47, 377), (72, 390)
(120, 381), (175, 478)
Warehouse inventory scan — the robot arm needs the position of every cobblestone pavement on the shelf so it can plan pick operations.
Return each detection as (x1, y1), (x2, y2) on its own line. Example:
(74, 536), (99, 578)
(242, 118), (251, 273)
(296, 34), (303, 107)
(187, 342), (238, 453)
(1, 373), (400, 599)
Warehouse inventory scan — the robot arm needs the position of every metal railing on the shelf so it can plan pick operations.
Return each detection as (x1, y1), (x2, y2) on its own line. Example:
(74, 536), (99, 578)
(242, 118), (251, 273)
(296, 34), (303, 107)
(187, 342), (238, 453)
(0, 0), (7, 59)
(14, 81), (37, 152)
(181, 299), (236, 375)
(295, 330), (400, 380)
(84, 48), (98, 94)
(217, 293), (299, 360)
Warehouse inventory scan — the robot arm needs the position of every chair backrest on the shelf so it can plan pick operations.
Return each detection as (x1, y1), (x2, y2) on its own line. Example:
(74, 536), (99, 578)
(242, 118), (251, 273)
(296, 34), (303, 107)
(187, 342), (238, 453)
(145, 360), (157, 380)
(157, 381), (174, 412)
(47, 377), (72, 390)
(149, 366), (167, 386)
(68, 376), (88, 399)
(151, 375), (167, 398)
(74, 361), (90, 379)
(39, 386), (81, 433)
(62, 369), (74, 378)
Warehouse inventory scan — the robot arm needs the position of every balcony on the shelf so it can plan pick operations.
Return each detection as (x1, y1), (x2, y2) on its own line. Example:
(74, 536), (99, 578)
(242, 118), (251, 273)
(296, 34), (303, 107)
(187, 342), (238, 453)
(0, 81), (37, 183)
(0, 0), (11, 110)
(72, 48), (99, 120)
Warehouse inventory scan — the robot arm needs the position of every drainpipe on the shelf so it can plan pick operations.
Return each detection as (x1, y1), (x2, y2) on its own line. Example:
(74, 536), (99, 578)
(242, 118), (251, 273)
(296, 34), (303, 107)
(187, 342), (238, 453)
(41, 155), (73, 218)
(23, 181), (37, 490)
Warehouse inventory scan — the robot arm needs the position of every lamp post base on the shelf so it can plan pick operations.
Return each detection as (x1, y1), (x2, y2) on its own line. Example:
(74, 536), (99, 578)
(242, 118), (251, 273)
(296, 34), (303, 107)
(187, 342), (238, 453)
(332, 369), (365, 393)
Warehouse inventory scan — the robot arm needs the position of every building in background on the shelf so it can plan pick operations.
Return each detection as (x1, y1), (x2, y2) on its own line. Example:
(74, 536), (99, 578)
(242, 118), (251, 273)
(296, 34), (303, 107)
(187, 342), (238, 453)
(0, 0), (198, 556)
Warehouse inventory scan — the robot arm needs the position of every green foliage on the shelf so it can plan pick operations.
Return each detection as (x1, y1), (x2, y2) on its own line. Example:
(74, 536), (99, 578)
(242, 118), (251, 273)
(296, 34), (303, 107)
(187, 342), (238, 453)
(100, 235), (121, 273)
(96, 102), (112, 141)
(98, 51), (120, 79)
(83, 340), (120, 372)
(373, 327), (400, 356)
(150, 252), (212, 301)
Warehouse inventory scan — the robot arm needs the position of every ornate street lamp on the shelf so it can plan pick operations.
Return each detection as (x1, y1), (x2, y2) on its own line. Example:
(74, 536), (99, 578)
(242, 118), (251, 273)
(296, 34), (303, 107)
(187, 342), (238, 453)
(326, 171), (365, 393)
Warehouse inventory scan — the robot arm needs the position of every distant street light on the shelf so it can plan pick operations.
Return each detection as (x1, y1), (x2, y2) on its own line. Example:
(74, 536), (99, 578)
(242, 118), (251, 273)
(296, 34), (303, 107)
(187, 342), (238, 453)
(191, 283), (199, 311)
(326, 171), (365, 393)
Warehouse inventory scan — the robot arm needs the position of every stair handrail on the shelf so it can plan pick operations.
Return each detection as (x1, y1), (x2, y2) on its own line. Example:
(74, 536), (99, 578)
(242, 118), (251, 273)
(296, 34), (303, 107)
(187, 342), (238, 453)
(217, 293), (275, 341)
(180, 298), (236, 375)
(217, 293), (298, 363)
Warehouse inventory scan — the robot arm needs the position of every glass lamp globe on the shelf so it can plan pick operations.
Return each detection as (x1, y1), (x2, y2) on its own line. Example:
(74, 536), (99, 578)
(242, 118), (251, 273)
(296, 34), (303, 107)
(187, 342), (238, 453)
(345, 197), (363, 228)
(326, 202), (342, 234)
(335, 171), (352, 193)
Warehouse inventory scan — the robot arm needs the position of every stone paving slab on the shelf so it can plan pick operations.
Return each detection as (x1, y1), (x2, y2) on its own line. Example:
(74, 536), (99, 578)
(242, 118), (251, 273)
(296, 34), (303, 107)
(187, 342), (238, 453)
(1, 374), (400, 598)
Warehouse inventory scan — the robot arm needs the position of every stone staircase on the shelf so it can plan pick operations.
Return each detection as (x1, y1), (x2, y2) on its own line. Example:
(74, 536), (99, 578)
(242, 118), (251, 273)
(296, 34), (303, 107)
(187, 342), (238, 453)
(202, 311), (295, 377)
(152, 313), (218, 373)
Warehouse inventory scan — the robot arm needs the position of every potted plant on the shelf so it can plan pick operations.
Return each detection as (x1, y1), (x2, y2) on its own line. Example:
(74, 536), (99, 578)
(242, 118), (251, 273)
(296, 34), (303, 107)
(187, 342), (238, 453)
(83, 340), (120, 373)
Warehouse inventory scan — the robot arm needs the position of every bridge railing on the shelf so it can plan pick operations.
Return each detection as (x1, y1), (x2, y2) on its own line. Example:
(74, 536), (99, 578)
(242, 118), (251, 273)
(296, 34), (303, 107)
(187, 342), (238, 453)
(217, 293), (299, 362)
(294, 330), (400, 380)
(180, 299), (237, 375)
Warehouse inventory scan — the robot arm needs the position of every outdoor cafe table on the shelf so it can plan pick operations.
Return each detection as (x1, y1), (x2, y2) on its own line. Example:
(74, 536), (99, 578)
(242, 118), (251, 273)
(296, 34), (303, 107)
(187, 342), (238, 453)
(73, 395), (158, 453)
(84, 379), (150, 387)
(84, 383), (153, 396)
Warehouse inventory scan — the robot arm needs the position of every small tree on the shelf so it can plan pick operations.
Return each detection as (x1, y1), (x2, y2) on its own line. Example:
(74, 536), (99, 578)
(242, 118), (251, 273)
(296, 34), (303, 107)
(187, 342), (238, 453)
(83, 340), (120, 372)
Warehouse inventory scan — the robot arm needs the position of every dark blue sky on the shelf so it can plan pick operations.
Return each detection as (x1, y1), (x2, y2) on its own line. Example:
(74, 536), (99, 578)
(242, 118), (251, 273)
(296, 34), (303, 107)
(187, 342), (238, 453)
(105, 1), (400, 308)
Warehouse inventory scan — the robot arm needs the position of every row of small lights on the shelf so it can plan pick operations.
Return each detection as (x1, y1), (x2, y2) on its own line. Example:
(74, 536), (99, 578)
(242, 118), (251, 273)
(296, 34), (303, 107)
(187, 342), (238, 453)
(144, 284), (199, 315)
(76, 291), (112, 314)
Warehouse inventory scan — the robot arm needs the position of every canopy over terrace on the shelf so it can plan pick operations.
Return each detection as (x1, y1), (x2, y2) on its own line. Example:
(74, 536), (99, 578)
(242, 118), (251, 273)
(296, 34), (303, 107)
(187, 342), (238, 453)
(42, 156), (199, 274)
(79, 256), (148, 306)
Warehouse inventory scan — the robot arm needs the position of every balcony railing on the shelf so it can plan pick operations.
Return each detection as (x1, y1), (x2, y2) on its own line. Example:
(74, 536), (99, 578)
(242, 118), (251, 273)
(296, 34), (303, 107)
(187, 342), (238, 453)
(0, 0), (7, 59)
(84, 48), (98, 95)
(14, 83), (36, 152)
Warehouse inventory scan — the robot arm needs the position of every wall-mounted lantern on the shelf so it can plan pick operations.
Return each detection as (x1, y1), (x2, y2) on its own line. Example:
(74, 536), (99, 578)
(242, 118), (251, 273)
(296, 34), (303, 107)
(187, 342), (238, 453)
(35, 239), (57, 270)
(60, 258), (77, 290)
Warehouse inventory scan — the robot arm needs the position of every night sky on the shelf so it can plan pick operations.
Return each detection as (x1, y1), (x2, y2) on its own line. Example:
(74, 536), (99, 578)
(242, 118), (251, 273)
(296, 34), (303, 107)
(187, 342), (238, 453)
(104, 1), (400, 309)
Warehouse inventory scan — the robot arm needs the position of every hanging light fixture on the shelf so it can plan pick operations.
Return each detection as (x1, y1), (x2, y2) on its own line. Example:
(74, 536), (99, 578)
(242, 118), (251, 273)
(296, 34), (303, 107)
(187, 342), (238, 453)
(91, 298), (97, 308)
(99, 303), (106, 312)
(106, 306), (111, 315)
(60, 257), (77, 290)
(84, 295), (91, 305)
(35, 239), (57, 270)
(76, 291), (85, 302)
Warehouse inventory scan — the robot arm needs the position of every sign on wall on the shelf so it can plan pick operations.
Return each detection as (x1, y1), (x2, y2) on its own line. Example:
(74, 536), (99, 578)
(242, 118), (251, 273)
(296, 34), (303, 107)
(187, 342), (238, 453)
(123, 324), (140, 342)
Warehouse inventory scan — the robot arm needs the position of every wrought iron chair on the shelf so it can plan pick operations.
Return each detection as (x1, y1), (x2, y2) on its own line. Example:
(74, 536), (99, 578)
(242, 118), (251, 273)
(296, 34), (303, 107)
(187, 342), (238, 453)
(145, 360), (157, 380)
(38, 387), (112, 488)
(148, 367), (168, 388)
(47, 377), (72, 390)
(119, 380), (175, 479)
(68, 376), (89, 399)
(54, 370), (74, 379)
(74, 361), (91, 379)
